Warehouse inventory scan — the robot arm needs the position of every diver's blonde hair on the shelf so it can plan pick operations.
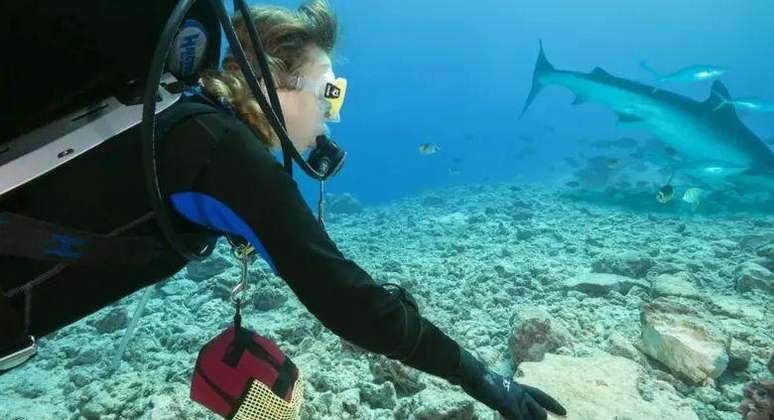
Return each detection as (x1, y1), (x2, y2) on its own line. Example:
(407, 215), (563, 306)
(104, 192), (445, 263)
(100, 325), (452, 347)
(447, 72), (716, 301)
(199, 0), (337, 147)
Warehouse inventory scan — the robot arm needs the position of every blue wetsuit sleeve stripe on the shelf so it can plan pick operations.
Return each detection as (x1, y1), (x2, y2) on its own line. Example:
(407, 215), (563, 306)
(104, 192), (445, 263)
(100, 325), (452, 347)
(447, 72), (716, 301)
(169, 192), (278, 274)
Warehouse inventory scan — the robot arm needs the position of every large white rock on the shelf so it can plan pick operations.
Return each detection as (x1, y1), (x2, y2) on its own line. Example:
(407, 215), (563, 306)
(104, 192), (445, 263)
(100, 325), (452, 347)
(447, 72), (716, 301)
(638, 301), (729, 384)
(562, 272), (649, 296)
(653, 273), (702, 300)
(516, 352), (698, 420)
(735, 262), (774, 295)
(707, 295), (764, 321)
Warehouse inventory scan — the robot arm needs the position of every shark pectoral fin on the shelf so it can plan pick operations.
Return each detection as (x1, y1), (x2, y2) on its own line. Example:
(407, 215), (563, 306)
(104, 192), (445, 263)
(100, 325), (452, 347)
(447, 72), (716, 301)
(615, 112), (644, 124)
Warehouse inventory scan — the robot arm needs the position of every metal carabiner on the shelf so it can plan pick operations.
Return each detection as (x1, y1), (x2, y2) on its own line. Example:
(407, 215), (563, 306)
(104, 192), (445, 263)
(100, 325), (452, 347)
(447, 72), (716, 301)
(229, 240), (255, 306)
(231, 254), (249, 305)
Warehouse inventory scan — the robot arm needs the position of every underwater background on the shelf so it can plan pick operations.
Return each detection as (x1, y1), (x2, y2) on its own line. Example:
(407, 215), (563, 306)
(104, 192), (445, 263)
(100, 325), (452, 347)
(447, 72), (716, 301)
(305, 0), (774, 209)
(2, 0), (773, 419)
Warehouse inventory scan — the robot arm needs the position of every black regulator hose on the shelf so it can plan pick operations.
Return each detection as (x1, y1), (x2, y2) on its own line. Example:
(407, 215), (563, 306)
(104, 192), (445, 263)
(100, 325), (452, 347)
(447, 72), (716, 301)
(212, 0), (334, 181)
(141, 0), (202, 261)
(143, 0), (337, 261)
(231, 0), (292, 172)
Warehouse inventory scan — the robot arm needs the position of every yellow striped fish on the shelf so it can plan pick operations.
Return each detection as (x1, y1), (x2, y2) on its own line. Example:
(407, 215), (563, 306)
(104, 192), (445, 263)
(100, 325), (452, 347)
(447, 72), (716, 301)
(682, 187), (703, 209)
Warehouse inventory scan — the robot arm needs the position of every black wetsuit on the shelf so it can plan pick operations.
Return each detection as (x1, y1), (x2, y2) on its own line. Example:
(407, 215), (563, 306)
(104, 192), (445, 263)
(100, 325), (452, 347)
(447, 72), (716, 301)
(0, 94), (460, 379)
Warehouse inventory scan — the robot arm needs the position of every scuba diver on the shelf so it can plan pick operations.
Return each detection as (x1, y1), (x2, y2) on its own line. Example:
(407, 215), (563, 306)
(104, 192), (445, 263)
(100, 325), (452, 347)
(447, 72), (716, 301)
(0, 1), (566, 419)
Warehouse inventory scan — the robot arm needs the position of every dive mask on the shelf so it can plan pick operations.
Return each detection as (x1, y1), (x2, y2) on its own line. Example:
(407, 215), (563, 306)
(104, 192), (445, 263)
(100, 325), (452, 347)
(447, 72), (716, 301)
(288, 71), (347, 123)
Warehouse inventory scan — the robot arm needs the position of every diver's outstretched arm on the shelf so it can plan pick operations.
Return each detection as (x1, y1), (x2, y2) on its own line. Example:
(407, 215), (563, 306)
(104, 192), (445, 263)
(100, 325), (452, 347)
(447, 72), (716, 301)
(169, 111), (565, 419)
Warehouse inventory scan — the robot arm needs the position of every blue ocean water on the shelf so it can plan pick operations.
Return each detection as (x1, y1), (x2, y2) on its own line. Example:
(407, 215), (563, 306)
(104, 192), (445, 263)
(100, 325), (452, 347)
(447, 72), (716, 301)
(1, 1), (773, 419)
(280, 0), (774, 208)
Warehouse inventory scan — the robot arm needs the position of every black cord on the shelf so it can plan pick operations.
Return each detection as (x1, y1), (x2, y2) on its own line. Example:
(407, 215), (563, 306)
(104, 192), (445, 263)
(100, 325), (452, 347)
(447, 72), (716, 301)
(141, 0), (202, 261)
(143, 0), (333, 261)
(234, 300), (242, 331)
(233, 0), (292, 172)
(210, 0), (330, 181)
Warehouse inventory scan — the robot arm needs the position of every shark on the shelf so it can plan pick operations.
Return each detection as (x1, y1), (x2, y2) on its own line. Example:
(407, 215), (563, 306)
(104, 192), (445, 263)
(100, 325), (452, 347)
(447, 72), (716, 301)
(520, 41), (774, 190)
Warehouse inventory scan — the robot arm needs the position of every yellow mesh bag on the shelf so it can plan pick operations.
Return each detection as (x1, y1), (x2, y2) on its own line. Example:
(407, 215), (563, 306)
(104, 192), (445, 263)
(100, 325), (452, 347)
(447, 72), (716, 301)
(232, 371), (304, 420)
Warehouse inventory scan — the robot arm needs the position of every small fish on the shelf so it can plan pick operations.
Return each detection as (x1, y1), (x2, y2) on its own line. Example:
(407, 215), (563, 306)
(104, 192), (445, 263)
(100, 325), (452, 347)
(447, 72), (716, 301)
(419, 143), (441, 155)
(565, 181), (580, 188)
(641, 61), (727, 84)
(519, 135), (536, 143)
(448, 167), (463, 176)
(714, 96), (774, 113)
(682, 187), (703, 209)
(564, 157), (579, 168)
(543, 124), (555, 133)
(464, 133), (475, 142)
(656, 184), (675, 204)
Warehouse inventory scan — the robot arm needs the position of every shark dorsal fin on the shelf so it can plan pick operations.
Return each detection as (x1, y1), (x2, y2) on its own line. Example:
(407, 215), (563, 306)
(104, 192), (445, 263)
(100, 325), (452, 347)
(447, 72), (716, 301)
(590, 67), (614, 80)
(705, 80), (738, 118)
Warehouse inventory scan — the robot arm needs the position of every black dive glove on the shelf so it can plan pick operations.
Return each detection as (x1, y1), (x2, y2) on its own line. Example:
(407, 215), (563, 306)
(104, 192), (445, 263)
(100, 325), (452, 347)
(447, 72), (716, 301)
(449, 348), (567, 420)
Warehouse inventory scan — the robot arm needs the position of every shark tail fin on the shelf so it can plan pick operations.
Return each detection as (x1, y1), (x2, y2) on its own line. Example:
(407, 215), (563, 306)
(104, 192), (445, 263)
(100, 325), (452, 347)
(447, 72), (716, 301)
(520, 40), (554, 118)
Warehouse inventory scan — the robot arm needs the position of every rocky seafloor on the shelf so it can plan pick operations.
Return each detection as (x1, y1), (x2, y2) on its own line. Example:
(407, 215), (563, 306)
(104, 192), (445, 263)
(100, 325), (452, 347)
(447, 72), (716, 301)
(1, 182), (772, 420)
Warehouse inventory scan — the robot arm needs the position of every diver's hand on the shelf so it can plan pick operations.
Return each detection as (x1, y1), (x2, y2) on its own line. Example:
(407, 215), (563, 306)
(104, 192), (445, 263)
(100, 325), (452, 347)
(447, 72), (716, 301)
(450, 349), (567, 420)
